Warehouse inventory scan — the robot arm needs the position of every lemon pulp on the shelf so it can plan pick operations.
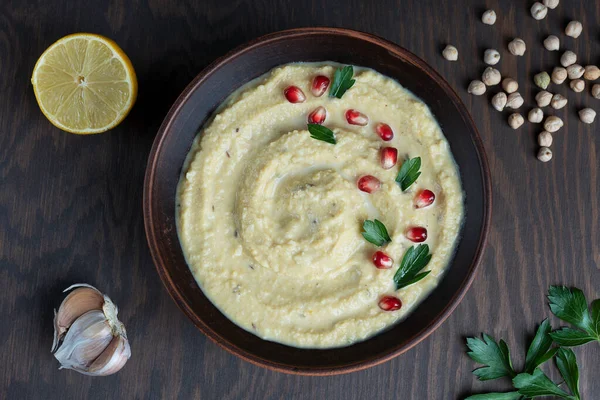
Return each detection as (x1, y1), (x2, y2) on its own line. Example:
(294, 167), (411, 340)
(31, 33), (137, 134)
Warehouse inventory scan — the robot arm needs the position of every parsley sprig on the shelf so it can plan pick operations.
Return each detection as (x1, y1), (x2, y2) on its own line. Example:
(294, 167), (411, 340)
(307, 124), (336, 144)
(393, 244), (432, 290)
(395, 157), (422, 191)
(361, 219), (391, 247)
(555, 348), (580, 400)
(513, 367), (576, 399)
(524, 319), (558, 373)
(465, 286), (600, 400)
(329, 65), (355, 98)
(466, 334), (516, 381)
(548, 286), (600, 346)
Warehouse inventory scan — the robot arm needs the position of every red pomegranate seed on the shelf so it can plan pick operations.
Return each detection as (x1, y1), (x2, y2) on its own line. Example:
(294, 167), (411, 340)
(345, 109), (369, 126)
(284, 86), (306, 103)
(406, 226), (428, 242)
(375, 123), (394, 141)
(380, 147), (398, 169)
(372, 251), (393, 269)
(378, 296), (402, 311)
(414, 189), (435, 209)
(357, 175), (381, 193)
(311, 75), (330, 97)
(308, 106), (327, 124)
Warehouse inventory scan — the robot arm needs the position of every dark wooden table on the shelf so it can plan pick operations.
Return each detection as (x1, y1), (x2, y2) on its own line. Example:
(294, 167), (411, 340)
(1, 0), (599, 398)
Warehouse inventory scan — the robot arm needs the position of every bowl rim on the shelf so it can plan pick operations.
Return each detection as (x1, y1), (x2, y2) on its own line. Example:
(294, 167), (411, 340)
(143, 27), (492, 375)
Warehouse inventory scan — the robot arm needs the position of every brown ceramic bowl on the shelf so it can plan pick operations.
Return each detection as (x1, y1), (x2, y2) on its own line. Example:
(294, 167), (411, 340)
(144, 27), (491, 375)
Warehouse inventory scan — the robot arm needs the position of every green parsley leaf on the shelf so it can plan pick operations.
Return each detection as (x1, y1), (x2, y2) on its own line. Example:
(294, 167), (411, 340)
(393, 244), (432, 290)
(591, 299), (600, 335)
(465, 393), (523, 400)
(548, 286), (592, 332)
(307, 124), (336, 144)
(328, 65), (355, 98)
(549, 328), (597, 346)
(513, 368), (575, 399)
(466, 334), (516, 381)
(524, 319), (557, 373)
(548, 286), (600, 346)
(555, 348), (580, 400)
(361, 219), (391, 246)
(395, 157), (421, 191)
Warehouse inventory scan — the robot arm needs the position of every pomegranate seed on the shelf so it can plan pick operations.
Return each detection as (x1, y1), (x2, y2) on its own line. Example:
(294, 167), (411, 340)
(406, 226), (428, 242)
(378, 296), (402, 311)
(284, 86), (306, 103)
(375, 123), (394, 141)
(308, 106), (327, 124)
(345, 109), (369, 126)
(311, 75), (330, 97)
(372, 251), (393, 269)
(415, 189), (435, 209)
(380, 147), (398, 169)
(357, 175), (381, 193)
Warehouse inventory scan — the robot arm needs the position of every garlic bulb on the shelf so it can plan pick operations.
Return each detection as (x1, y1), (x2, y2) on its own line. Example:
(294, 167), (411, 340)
(52, 284), (130, 376)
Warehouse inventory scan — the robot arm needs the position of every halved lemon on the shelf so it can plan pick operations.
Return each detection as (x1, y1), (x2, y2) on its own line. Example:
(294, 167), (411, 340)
(31, 33), (137, 134)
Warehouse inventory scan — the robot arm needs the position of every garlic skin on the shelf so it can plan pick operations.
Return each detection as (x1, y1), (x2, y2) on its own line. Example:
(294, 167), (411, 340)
(52, 284), (104, 351)
(54, 310), (114, 372)
(86, 335), (131, 376)
(52, 284), (130, 376)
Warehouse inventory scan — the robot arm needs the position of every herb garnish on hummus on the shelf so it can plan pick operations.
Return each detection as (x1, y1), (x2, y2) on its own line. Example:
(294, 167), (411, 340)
(307, 123), (336, 144)
(328, 65), (355, 98)
(362, 219), (392, 246)
(393, 244), (433, 290)
(396, 156), (422, 191)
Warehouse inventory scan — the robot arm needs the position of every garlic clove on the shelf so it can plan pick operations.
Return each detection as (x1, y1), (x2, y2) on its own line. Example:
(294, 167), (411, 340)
(53, 284), (131, 376)
(54, 310), (114, 372)
(52, 284), (104, 352)
(86, 334), (131, 376)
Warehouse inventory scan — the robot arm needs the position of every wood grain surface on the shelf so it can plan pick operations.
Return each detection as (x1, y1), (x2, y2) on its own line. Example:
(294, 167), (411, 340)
(0, 0), (598, 399)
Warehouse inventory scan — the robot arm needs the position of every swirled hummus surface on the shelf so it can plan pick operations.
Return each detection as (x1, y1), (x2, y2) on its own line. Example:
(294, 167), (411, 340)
(177, 63), (464, 348)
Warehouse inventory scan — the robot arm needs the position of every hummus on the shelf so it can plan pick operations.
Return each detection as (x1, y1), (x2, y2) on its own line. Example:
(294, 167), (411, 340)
(177, 63), (464, 348)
